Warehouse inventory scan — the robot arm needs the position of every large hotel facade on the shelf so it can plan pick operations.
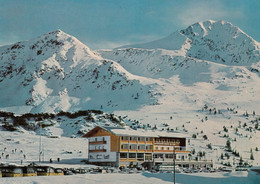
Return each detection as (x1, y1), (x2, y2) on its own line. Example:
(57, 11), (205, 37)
(83, 126), (203, 168)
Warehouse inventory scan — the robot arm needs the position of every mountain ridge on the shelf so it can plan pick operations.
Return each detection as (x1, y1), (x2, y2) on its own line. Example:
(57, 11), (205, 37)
(0, 20), (259, 167)
(0, 20), (259, 114)
(0, 29), (156, 114)
(118, 20), (260, 66)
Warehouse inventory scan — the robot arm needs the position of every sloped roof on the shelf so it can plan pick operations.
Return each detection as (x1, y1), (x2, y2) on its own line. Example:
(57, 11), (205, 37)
(83, 126), (187, 138)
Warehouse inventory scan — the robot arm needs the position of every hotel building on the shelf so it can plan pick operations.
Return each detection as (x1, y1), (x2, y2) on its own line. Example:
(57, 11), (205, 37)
(83, 126), (192, 167)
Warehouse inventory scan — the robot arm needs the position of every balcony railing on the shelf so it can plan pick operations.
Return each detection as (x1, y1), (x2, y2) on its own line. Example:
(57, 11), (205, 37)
(120, 149), (128, 152)
(89, 141), (107, 145)
(129, 149), (137, 152)
(154, 142), (180, 146)
(138, 141), (145, 144)
(154, 146), (187, 153)
(89, 149), (106, 153)
(120, 138), (153, 144)
(129, 140), (137, 144)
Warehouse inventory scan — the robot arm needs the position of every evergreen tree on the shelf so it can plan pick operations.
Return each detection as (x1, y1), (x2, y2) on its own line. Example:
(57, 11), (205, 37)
(239, 157), (243, 165)
(191, 148), (196, 155)
(250, 153), (254, 160)
(226, 139), (231, 151)
(220, 153), (224, 160)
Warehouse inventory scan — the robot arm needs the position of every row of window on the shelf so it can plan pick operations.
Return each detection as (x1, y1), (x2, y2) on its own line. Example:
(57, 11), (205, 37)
(89, 154), (110, 159)
(120, 153), (152, 159)
(121, 145), (152, 150)
(91, 137), (106, 142)
(121, 136), (152, 141)
(91, 145), (105, 150)
(153, 154), (188, 159)
(155, 138), (180, 143)
(155, 146), (172, 151)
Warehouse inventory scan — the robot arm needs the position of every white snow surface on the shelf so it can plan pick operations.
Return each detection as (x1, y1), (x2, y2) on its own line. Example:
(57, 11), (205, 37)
(0, 30), (155, 113)
(0, 170), (259, 184)
(0, 20), (260, 182)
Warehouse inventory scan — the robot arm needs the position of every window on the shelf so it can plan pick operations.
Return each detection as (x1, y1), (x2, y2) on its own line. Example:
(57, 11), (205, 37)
(122, 136), (128, 140)
(120, 153), (127, 158)
(129, 153), (136, 158)
(165, 154), (173, 159)
(95, 138), (97, 142)
(137, 153), (144, 159)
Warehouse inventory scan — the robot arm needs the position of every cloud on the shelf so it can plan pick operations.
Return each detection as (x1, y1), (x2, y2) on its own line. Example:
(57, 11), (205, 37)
(172, 1), (244, 27)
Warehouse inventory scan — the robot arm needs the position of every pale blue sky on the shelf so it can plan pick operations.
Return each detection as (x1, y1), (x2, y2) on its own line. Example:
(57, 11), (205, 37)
(0, 0), (259, 49)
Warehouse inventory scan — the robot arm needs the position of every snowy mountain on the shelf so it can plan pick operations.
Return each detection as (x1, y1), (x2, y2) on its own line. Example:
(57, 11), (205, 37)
(119, 20), (260, 66)
(0, 30), (156, 114)
(98, 20), (260, 166)
(0, 20), (260, 167)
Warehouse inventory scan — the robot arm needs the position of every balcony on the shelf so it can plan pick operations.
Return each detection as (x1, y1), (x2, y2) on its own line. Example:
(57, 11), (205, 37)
(154, 146), (187, 152)
(138, 141), (145, 144)
(120, 149), (128, 152)
(120, 158), (127, 162)
(121, 140), (129, 143)
(128, 158), (136, 162)
(154, 142), (180, 146)
(89, 149), (106, 153)
(129, 140), (137, 144)
(89, 141), (107, 145)
(175, 146), (187, 151)
(120, 137), (153, 144)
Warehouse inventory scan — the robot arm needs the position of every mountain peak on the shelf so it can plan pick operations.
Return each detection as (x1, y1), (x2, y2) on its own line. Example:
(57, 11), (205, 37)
(118, 20), (259, 65)
(37, 29), (77, 44)
(47, 29), (63, 35)
(181, 20), (248, 39)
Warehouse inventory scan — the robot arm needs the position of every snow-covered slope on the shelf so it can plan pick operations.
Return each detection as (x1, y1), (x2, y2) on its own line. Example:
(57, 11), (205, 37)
(120, 31), (191, 52)
(0, 30), (155, 113)
(98, 20), (260, 167)
(0, 20), (260, 167)
(182, 20), (260, 65)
